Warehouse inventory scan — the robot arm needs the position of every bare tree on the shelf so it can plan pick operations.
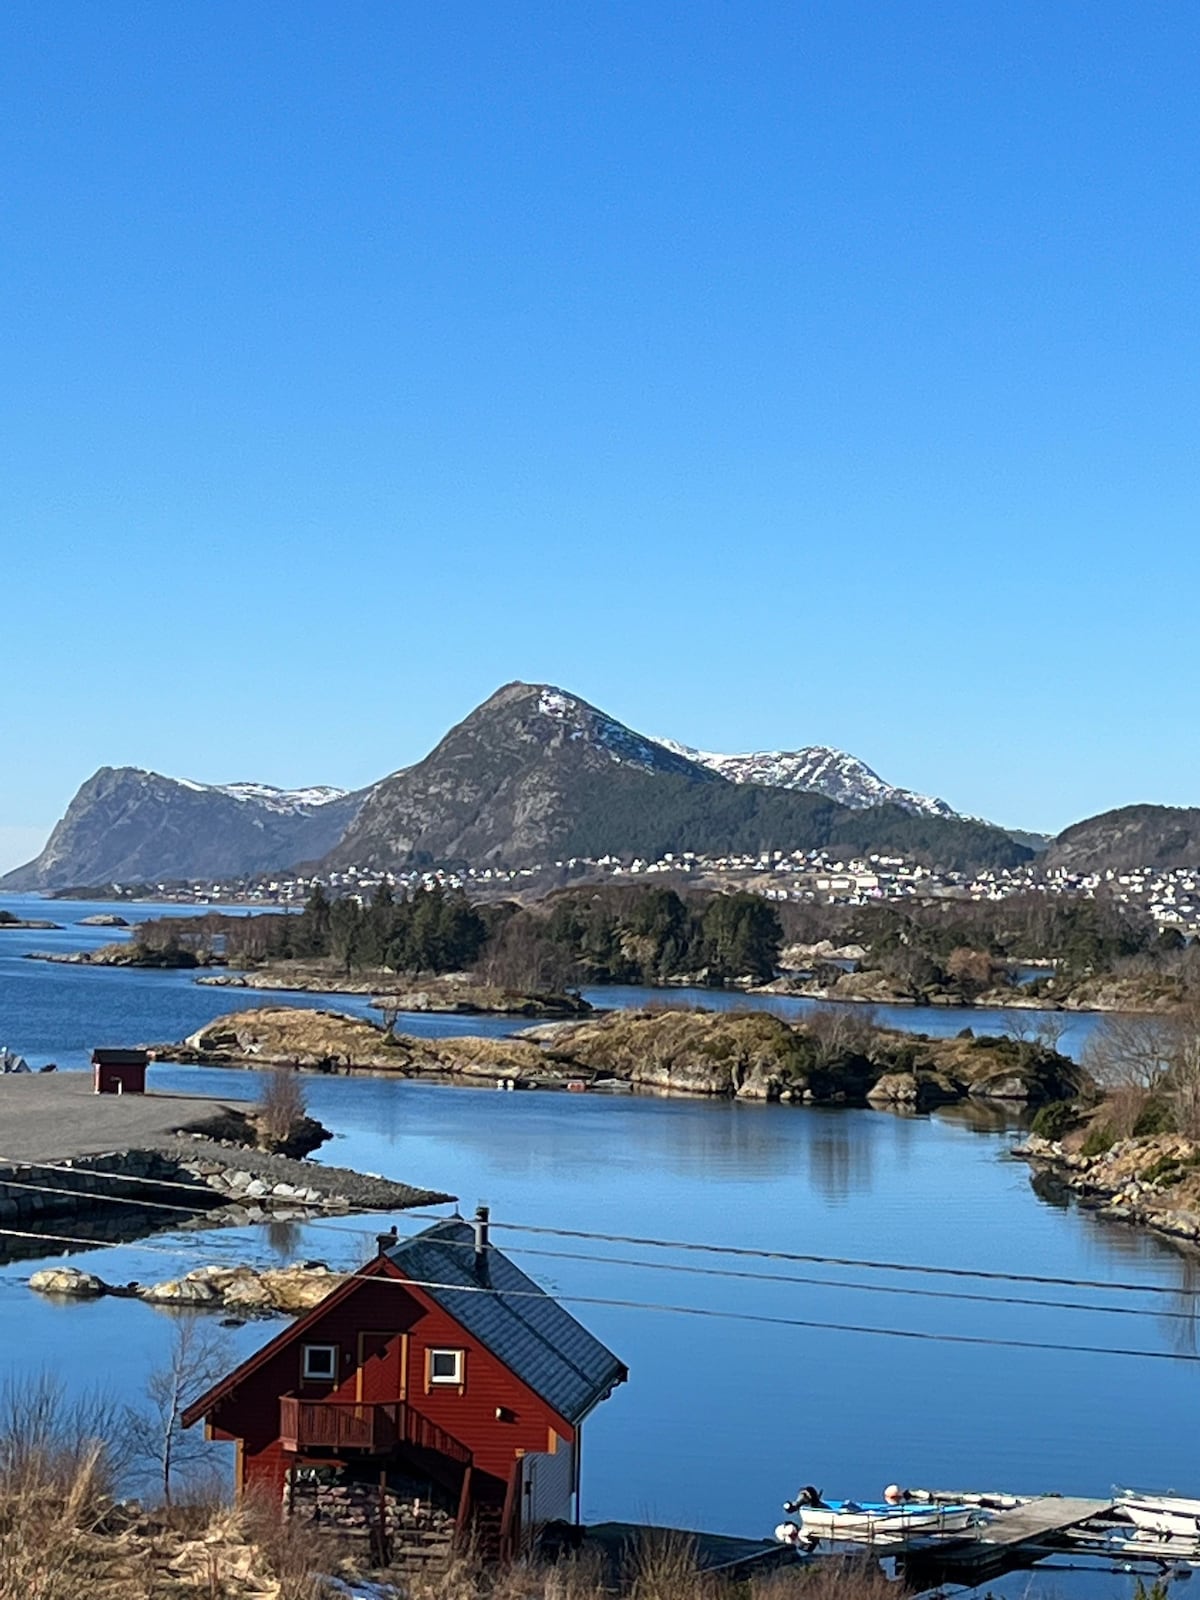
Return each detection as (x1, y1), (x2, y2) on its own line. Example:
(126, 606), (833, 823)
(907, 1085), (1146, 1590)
(1033, 1014), (1070, 1053)
(1083, 1004), (1200, 1139)
(126, 1319), (232, 1509)
(801, 1004), (879, 1063)
(1082, 1013), (1177, 1091)
(255, 1068), (307, 1148)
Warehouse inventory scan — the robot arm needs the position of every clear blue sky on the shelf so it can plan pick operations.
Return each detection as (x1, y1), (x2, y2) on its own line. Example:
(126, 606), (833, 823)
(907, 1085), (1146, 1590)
(2, 1), (1197, 870)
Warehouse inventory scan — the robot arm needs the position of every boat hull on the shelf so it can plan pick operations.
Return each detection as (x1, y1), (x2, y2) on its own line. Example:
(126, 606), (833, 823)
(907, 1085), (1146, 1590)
(1120, 1499), (1200, 1539)
(796, 1502), (980, 1543)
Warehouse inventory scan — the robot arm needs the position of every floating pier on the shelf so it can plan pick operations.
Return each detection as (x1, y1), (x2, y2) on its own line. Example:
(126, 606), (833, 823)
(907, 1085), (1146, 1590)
(897, 1495), (1116, 1587)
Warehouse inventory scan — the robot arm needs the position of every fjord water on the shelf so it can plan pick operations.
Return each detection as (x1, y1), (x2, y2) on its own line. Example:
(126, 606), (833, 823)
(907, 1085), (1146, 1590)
(0, 897), (1192, 1596)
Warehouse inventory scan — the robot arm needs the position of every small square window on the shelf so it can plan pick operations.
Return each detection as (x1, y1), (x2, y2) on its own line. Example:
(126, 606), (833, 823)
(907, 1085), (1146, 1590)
(429, 1349), (464, 1386)
(302, 1344), (338, 1382)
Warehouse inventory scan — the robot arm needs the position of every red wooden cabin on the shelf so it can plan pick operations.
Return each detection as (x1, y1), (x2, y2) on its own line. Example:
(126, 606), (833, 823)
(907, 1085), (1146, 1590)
(181, 1209), (626, 1562)
(92, 1048), (149, 1094)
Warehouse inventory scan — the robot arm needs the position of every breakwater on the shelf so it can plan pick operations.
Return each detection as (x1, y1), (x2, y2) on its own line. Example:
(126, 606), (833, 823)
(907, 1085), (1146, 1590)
(0, 1141), (451, 1263)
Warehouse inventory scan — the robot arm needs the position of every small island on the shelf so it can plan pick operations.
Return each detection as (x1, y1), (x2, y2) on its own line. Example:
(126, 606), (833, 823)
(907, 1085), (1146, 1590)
(155, 1002), (1088, 1108)
(0, 910), (63, 931)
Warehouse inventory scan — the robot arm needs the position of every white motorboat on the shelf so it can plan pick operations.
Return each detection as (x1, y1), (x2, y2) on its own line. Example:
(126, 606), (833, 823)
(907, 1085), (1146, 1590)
(1117, 1492), (1200, 1540)
(779, 1497), (982, 1546)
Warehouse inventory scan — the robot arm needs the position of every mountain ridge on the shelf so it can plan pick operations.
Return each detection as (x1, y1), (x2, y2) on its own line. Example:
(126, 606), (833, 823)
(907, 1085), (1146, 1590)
(1, 681), (1085, 889)
(1, 768), (369, 890)
(652, 738), (957, 817)
(1043, 804), (1200, 875)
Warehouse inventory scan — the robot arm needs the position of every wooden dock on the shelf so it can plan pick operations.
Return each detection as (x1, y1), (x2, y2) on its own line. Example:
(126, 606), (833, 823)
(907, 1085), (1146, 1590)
(900, 1495), (1115, 1586)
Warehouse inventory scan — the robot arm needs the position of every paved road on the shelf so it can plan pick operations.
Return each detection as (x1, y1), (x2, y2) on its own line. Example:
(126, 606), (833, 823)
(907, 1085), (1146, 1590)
(0, 1073), (241, 1163)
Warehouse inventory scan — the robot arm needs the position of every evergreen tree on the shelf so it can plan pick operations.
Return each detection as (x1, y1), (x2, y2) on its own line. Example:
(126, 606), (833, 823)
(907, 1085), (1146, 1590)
(296, 883), (332, 958)
(701, 891), (782, 984)
(328, 896), (366, 975)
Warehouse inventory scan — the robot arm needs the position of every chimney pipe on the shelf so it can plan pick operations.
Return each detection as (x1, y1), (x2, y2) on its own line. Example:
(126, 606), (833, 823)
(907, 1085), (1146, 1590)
(473, 1204), (490, 1276)
(376, 1224), (398, 1257)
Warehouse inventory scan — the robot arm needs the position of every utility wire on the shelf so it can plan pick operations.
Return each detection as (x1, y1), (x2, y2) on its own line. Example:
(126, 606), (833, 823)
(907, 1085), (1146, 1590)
(5, 1157), (1198, 1302)
(2, 1220), (1195, 1367)
(479, 1217), (1200, 1299)
(2, 1189), (1192, 1322)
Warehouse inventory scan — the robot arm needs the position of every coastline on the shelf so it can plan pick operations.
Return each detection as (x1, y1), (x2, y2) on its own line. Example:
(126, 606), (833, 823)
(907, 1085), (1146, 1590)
(0, 1074), (451, 1258)
(1015, 1131), (1200, 1249)
(17, 942), (1171, 1016)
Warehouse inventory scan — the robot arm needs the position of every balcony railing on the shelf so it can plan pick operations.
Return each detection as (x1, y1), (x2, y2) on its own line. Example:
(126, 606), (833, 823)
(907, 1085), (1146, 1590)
(280, 1397), (472, 1465)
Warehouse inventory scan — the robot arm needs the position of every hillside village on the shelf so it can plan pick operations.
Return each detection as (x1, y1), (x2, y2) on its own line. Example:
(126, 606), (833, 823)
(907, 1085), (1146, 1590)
(77, 849), (1200, 936)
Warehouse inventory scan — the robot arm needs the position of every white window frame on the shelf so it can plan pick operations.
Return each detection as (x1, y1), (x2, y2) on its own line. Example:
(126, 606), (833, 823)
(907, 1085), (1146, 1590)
(428, 1348), (465, 1387)
(301, 1343), (339, 1382)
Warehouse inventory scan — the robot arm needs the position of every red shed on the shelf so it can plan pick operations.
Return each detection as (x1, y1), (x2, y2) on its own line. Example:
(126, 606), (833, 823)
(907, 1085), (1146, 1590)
(92, 1048), (149, 1095)
(182, 1208), (626, 1563)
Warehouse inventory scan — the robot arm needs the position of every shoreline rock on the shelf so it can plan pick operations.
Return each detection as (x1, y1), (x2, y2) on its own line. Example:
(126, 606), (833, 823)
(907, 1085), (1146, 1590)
(24, 942), (218, 969)
(196, 967), (593, 1017)
(1015, 1131), (1200, 1248)
(30, 1259), (348, 1315)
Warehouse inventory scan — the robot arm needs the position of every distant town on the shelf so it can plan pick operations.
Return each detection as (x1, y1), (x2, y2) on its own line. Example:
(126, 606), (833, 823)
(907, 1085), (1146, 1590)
(62, 847), (1200, 936)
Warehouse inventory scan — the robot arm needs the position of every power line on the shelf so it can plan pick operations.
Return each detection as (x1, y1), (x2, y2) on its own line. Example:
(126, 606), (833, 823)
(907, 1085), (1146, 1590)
(480, 1217), (1200, 1299)
(477, 1241), (1200, 1324)
(3, 1220), (1195, 1367)
(5, 1157), (1199, 1302)
(3, 1184), (1193, 1323)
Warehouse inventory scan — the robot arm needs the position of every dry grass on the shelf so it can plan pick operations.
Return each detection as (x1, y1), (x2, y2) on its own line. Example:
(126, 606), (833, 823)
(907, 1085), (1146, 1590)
(752, 1558), (896, 1599)
(399, 1538), (895, 1600)
(239, 1491), (336, 1600)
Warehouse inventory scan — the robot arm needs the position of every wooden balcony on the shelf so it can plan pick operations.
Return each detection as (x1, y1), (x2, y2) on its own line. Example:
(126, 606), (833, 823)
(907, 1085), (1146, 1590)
(280, 1397), (472, 1465)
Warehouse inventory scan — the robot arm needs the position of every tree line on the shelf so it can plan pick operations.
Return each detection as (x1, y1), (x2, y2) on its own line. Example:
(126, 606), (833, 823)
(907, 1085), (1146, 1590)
(130, 882), (784, 987)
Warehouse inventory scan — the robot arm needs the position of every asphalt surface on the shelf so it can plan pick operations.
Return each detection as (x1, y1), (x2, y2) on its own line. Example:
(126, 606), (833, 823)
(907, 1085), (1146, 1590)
(0, 1072), (242, 1163)
(0, 1073), (453, 1209)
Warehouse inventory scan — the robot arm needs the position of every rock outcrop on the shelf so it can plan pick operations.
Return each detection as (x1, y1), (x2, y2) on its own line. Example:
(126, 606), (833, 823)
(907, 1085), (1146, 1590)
(168, 1004), (1088, 1108)
(1016, 1129), (1200, 1247)
(31, 1259), (346, 1314)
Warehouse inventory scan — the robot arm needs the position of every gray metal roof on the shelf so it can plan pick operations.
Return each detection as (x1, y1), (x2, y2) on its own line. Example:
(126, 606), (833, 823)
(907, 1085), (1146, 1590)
(387, 1219), (626, 1427)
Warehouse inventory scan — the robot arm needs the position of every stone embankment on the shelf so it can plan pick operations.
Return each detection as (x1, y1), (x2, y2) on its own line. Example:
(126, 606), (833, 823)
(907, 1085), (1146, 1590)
(1015, 1131), (1200, 1246)
(0, 1141), (450, 1252)
(164, 1004), (1088, 1108)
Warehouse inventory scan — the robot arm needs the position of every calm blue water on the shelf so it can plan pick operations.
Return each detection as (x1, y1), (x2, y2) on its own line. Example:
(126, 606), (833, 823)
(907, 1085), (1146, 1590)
(0, 895), (1183, 1597)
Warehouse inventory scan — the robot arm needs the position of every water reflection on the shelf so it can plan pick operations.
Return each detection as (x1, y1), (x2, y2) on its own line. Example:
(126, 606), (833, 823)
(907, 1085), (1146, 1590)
(1161, 1252), (1200, 1356)
(803, 1111), (876, 1204)
(265, 1217), (302, 1262)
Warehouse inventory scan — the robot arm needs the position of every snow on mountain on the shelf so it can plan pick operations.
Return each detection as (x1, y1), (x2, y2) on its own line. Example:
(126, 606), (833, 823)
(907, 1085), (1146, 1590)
(652, 739), (957, 817)
(219, 783), (349, 813)
(536, 687), (697, 774)
(127, 772), (347, 815)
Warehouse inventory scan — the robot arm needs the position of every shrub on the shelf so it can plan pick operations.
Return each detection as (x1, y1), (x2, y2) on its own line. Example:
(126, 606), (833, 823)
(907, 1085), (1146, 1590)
(1081, 1120), (1117, 1158)
(1140, 1154), (1182, 1185)
(1030, 1100), (1080, 1141)
(1133, 1097), (1177, 1138)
